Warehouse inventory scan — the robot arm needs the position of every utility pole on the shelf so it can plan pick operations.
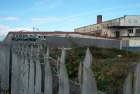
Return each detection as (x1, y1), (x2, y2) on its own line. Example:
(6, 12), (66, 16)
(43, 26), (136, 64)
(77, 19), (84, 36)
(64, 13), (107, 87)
(33, 27), (39, 32)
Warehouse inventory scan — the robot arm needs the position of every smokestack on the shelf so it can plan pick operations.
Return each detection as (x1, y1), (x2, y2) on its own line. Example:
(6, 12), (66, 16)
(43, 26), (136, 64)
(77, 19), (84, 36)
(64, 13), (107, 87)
(97, 15), (102, 24)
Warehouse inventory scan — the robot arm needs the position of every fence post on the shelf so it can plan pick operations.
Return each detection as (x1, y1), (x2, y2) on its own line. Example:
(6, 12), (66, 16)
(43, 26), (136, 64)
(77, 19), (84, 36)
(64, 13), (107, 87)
(0, 75), (1, 94)
(78, 62), (82, 89)
(35, 47), (42, 94)
(9, 45), (12, 94)
(123, 72), (132, 94)
(23, 46), (29, 94)
(133, 63), (140, 94)
(20, 45), (26, 94)
(28, 46), (35, 94)
(44, 47), (52, 94)
(0, 45), (1, 94)
(58, 48), (69, 94)
(11, 45), (16, 94)
(17, 45), (22, 93)
(81, 48), (97, 94)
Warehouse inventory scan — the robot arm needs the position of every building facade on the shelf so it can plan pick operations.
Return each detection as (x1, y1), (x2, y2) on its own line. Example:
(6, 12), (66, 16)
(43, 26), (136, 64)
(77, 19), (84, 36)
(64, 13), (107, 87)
(74, 15), (140, 50)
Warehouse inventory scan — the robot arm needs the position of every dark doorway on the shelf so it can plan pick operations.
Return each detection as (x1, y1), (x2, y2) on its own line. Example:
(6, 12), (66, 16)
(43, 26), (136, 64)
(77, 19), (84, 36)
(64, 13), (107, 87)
(115, 31), (120, 38)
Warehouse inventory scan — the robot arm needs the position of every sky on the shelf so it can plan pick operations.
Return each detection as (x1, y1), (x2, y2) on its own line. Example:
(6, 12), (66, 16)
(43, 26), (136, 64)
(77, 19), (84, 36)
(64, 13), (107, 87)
(0, 0), (140, 40)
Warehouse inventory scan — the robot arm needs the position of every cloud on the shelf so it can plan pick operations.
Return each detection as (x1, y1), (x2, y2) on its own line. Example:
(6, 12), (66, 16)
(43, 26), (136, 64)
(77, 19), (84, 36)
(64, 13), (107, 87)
(47, 0), (61, 10)
(63, 2), (140, 20)
(66, 18), (80, 22)
(0, 17), (19, 21)
(30, 0), (61, 12)
(0, 25), (32, 40)
(31, 16), (79, 25)
(32, 17), (62, 22)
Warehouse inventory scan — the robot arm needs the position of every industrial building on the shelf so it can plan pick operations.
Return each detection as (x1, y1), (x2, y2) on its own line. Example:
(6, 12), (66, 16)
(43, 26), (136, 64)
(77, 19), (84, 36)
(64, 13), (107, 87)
(4, 15), (140, 50)
(74, 15), (140, 50)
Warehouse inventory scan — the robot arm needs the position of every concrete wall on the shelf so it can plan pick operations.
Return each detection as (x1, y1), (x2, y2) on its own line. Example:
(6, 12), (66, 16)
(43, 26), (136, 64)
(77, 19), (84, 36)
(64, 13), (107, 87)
(44, 36), (121, 49)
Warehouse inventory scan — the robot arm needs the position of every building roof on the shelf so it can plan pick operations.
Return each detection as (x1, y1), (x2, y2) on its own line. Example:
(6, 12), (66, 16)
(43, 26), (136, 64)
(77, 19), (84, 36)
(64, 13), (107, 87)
(6, 31), (121, 40)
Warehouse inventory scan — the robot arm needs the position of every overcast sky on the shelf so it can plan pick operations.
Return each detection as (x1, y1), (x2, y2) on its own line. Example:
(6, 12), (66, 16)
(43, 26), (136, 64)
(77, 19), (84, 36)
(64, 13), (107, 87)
(0, 0), (140, 40)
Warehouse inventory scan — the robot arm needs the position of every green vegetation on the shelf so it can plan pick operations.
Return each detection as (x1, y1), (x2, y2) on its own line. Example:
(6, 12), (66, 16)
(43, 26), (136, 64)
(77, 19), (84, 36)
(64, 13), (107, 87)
(22, 40), (139, 94)
(92, 59), (131, 94)
(48, 46), (139, 94)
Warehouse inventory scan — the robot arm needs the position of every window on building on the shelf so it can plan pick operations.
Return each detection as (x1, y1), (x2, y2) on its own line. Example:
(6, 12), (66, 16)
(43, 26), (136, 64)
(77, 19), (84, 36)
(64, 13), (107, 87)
(136, 29), (140, 33)
(128, 19), (131, 23)
(128, 29), (133, 33)
(115, 31), (120, 38)
(134, 20), (137, 23)
(23, 35), (25, 37)
(30, 35), (35, 38)
(19, 34), (22, 37)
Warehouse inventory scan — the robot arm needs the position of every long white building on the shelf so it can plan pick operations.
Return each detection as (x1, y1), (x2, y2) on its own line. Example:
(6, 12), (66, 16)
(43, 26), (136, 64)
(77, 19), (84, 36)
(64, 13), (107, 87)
(4, 31), (117, 44)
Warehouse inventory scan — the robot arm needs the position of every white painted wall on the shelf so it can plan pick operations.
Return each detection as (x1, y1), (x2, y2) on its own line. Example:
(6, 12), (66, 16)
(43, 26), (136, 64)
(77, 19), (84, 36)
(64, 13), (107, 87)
(122, 38), (140, 47)
(129, 39), (140, 46)
(120, 29), (128, 36)
(120, 17), (125, 26)
(120, 16), (140, 26)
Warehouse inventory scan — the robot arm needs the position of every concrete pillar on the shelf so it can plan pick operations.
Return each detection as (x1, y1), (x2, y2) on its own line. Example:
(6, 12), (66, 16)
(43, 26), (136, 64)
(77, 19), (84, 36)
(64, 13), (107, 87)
(28, 46), (35, 94)
(81, 48), (97, 94)
(44, 47), (52, 94)
(35, 47), (42, 94)
(58, 48), (69, 94)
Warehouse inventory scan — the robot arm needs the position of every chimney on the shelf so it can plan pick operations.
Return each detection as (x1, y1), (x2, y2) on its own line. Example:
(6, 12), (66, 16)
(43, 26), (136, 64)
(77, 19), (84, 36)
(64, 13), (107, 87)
(97, 15), (102, 24)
